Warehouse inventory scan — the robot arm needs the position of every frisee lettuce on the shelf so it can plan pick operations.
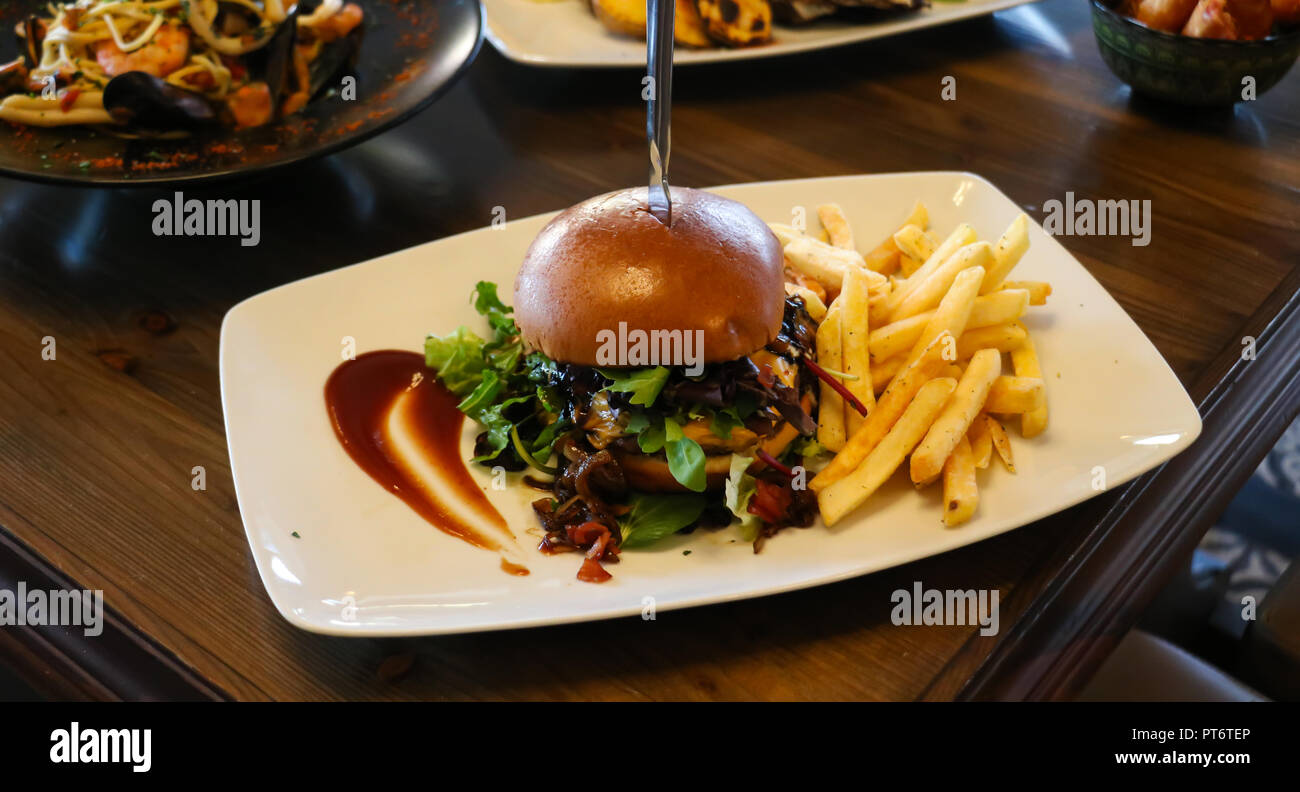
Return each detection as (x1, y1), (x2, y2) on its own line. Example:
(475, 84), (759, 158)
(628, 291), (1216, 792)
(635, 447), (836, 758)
(424, 281), (564, 466)
(472, 281), (519, 337)
(423, 325), (490, 396)
(724, 454), (761, 543)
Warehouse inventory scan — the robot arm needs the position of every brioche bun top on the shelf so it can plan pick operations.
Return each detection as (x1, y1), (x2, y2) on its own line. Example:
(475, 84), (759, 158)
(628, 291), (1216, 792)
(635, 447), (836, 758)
(512, 186), (786, 365)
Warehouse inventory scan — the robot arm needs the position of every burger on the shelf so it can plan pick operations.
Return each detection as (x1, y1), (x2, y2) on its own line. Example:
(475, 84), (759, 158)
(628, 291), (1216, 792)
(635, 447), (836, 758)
(425, 186), (824, 581)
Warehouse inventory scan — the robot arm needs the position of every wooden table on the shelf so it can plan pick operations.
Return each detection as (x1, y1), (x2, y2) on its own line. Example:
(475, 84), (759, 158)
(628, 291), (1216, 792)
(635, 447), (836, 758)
(1, 0), (1297, 701)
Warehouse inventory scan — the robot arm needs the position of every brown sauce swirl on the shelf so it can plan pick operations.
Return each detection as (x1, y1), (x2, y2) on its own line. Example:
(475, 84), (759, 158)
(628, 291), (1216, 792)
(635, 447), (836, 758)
(324, 350), (527, 575)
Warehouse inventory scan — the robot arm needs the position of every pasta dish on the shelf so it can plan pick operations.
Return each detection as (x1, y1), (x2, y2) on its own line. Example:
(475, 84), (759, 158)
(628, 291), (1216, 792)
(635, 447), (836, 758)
(0, 1), (364, 132)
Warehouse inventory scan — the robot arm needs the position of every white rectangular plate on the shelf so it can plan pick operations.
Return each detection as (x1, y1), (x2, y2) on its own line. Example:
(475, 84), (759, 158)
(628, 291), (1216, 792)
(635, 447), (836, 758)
(484, 0), (1039, 67)
(221, 172), (1201, 636)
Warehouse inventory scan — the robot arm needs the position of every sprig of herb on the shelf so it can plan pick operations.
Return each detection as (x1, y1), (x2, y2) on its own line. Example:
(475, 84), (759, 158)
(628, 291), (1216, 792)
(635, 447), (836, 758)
(597, 365), (669, 407)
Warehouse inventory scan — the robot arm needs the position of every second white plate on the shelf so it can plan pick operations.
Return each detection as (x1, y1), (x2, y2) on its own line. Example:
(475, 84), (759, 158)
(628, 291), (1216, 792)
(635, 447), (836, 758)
(483, 0), (1040, 67)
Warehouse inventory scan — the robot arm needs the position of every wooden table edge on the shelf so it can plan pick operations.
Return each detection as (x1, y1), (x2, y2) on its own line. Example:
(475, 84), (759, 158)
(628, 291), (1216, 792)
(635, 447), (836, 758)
(0, 525), (228, 701)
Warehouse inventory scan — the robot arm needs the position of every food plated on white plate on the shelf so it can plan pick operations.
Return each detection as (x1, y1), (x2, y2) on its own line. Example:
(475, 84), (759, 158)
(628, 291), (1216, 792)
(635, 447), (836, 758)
(220, 172), (1200, 635)
(407, 185), (1053, 582)
(588, 0), (926, 50)
(482, 0), (1041, 65)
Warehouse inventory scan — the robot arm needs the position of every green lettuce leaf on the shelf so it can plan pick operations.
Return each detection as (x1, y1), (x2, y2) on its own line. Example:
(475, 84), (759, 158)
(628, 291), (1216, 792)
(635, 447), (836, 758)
(709, 408), (743, 441)
(619, 492), (708, 548)
(724, 454), (761, 543)
(425, 284), (573, 469)
(424, 326), (488, 396)
(636, 418), (666, 454)
(530, 419), (562, 459)
(664, 418), (706, 493)
(598, 366), (669, 407)
(472, 281), (519, 337)
(470, 395), (532, 463)
(456, 369), (502, 416)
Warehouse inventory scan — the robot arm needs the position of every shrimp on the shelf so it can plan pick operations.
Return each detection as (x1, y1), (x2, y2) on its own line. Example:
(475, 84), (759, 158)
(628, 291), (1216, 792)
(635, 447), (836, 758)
(226, 82), (273, 128)
(94, 23), (191, 78)
(315, 3), (365, 43)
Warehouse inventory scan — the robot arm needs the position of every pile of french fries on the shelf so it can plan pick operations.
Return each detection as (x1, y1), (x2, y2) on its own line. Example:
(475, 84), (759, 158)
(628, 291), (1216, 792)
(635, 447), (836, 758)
(771, 201), (1052, 528)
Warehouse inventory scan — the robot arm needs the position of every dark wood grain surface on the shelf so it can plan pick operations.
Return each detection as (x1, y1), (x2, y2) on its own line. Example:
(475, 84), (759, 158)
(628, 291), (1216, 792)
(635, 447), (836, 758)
(0, 0), (1297, 700)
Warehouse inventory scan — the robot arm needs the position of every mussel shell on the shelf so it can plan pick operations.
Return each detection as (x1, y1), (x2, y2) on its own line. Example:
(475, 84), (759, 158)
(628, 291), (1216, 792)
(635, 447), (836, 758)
(309, 26), (363, 98)
(262, 5), (300, 114)
(102, 71), (218, 130)
(23, 16), (43, 66)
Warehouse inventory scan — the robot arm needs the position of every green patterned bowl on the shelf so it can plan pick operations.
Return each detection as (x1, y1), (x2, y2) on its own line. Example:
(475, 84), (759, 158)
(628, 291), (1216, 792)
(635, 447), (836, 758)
(1091, 0), (1300, 105)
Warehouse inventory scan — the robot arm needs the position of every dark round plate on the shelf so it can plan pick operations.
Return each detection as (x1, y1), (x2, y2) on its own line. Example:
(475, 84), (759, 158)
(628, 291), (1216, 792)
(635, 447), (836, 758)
(1090, 0), (1300, 106)
(0, 0), (483, 186)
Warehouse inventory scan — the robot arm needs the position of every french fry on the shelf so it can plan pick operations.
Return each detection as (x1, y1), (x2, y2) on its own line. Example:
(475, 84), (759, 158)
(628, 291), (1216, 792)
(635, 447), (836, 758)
(882, 223), (977, 318)
(872, 354), (905, 393)
(967, 288), (1029, 330)
(864, 245), (901, 275)
(818, 203), (855, 251)
(942, 435), (978, 527)
(899, 265), (984, 371)
(954, 323), (1028, 359)
(900, 199), (928, 231)
(816, 305), (846, 452)
(967, 415), (993, 469)
(983, 375), (1045, 414)
(768, 223), (804, 247)
(784, 282), (827, 322)
(1001, 280), (1052, 305)
(818, 377), (958, 526)
(1010, 324), (1048, 438)
(980, 213), (1030, 294)
(893, 224), (937, 264)
(811, 332), (952, 491)
(870, 289), (1029, 362)
(861, 201), (927, 276)
(889, 241), (993, 323)
(910, 348), (1001, 486)
(784, 236), (885, 293)
(870, 313), (930, 362)
(868, 291), (892, 327)
(839, 266), (876, 434)
(986, 414), (1016, 472)
(795, 198), (1052, 532)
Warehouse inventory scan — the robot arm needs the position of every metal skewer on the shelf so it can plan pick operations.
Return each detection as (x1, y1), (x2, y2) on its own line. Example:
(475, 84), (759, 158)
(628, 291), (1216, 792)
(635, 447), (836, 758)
(646, 0), (674, 226)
